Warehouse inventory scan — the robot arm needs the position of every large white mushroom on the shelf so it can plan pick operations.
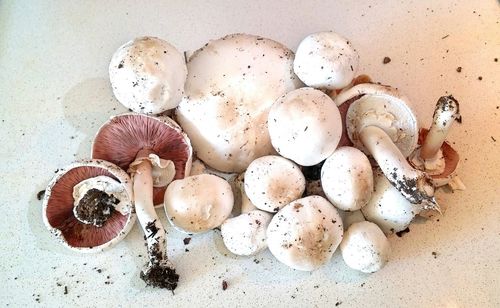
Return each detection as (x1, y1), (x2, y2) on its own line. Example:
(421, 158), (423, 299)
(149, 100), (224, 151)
(176, 33), (302, 173)
(321, 146), (373, 211)
(267, 196), (343, 271)
(244, 155), (306, 213)
(293, 31), (359, 90)
(164, 174), (234, 234)
(109, 36), (187, 114)
(268, 87), (342, 166)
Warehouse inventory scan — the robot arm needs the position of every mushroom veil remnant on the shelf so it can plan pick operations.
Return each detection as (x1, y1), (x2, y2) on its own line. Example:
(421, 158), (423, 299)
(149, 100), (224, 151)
(92, 113), (192, 290)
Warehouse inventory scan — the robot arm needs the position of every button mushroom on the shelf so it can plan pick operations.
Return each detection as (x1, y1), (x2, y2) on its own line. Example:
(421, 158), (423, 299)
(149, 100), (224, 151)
(340, 221), (391, 273)
(339, 83), (439, 211)
(42, 159), (135, 252)
(321, 146), (374, 211)
(176, 33), (302, 173)
(109, 36), (187, 114)
(266, 196), (343, 271)
(268, 87), (342, 166)
(409, 95), (464, 190)
(244, 155), (306, 213)
(293, 31), (359, 90)
(92, 113), (192, 290)
(361, 169), (421, 234)
(164, 174), (234, 234)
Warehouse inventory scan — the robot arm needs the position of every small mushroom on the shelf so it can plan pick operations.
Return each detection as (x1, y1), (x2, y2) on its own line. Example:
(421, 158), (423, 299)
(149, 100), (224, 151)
(268, 87), (342, 166)
(92, 113), (192, 290)
(176, 33), (302, 173)
(164, 174), (234, 234)
(266, 196), (343, 271)
(293, 31), (359, 90)
(321, 146), (373, 211)
(361, 169), (421, 234)
(42, 159), (135, 252)
(109, 36), (187, 114)
(340, 221), (391, 273)
(244, 155), (306, 213)
(339, 83), (439, 211)
(409, 96), (464, 189)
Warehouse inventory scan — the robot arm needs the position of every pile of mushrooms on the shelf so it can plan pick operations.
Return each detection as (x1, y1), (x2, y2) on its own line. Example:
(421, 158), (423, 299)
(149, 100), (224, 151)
(42, 31), (464, 290)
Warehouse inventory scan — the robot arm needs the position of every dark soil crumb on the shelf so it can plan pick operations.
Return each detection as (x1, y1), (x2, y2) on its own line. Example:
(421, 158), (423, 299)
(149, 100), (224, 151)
(96, 269), (102, 273)
(145, 220), (159, 238)
(183, 237), (192, 245)
(441, 34), (449, 39)
(432, 251), (438, 259)
(336, 301), (343, 306)
(361, 283), (365, 287)
(495, 58), (498, 62)
(36, 190), (46, 200)
(478, 76), (483, 81)
(222, 280), (228, 291)
(491, 136), (496, 142)
(396, 227), (410, 237)
(456, 67), (462, 73)
(64, 286), (68, 295)
(74, 189), (118, 227)
(383, 57), (391, 64)
(253, 259), (260, 264)
(140, 264), (179, 291)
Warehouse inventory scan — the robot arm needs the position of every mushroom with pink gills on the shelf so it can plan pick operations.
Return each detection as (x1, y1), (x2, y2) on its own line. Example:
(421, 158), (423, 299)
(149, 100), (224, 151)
(92, 113), (192, 290)
(335, 83), (440, 211)
(176, 33), (303, 173)
(409, 95), (464, 190)
(42, 159), (135, 252)
(109, 36), (187, 115)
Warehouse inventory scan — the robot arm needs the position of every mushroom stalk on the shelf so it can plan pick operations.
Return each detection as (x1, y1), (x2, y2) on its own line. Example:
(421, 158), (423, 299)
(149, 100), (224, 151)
(359, 125), (439, 211)
(420, 95), (461, 160)
(133, 158), (178, 290)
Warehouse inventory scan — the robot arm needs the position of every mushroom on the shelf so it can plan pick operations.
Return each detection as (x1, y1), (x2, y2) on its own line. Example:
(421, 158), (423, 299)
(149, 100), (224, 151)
(176, 33), (302, 173)
(361, 169), (421, 234)
(338, 83), (439, 211)
(244, 155), (306, 213)
(268, 87), (342, 166)
(340, 221), (391, 273)
(42, 159), (135, 252)
(293, 31), (359, 90)
(109, 36), (187, 114)
(321, 146), (373, 211)
(92, 113), (192, 290)
(164, 174), (234, 234)
(409, 95), (464, 190)
(266, 195), (343, 271)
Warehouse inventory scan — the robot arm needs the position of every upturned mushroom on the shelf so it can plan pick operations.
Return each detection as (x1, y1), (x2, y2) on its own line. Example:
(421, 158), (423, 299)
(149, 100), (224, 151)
(340, 221), (391, 273)
(244, 155), (306, 213)
(293, 31), (359, 90)
(268, 87), (342, 166)
(338, 83), (439, 211)
(409, 95), (464, 190)
(267, 196), (343, 271)
(42, 159), (135, 252)
(361, 169), (421, 234)
(92, 113), (192, 290)
(164, 174), (234, 234)
(321, 146), (373, 211)
(176, 33), (302, 173)
(109, 36), (187, 114)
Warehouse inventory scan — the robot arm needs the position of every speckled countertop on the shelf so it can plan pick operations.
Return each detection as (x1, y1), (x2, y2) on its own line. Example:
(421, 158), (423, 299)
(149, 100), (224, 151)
(1, 1), (499, 307)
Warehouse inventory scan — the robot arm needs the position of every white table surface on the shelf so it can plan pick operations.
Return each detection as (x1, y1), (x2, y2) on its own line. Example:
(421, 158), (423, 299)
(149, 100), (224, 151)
(1, 1), (499, 307)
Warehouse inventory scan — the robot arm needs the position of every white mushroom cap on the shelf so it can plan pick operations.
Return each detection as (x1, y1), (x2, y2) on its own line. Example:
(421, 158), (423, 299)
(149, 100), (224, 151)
(361, 169), (421, 234)
(340, 221), (391, 273)
(266, 196), (343, 271)
(164, 174), (233, 234)
(244, 155), (306, 213)
(268, 87), (342, 166)
(321, 146), (373, 211)
(293, 31), (359, 90)
(176, 33), (302, 173)
(109, 36), (187, 114)
(221, 210), (273, 256)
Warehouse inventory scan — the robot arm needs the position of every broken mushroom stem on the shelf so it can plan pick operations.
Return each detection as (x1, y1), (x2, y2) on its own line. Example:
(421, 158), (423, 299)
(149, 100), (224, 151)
(359, 125), (439, 211)
(420, 95), (462, 160)
(131, 150), (178, 290)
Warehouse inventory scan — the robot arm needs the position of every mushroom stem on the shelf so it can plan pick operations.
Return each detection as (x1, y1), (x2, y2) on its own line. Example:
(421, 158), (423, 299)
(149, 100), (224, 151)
(420, 95), (461, 160)
(132, 158), (178, 290)
(359, 125), (439, 211)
